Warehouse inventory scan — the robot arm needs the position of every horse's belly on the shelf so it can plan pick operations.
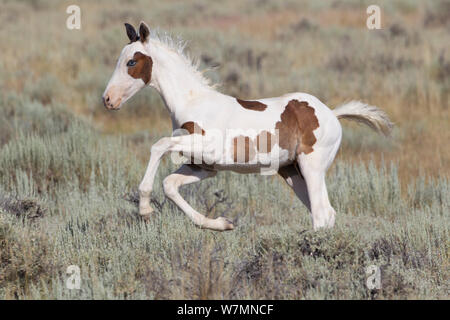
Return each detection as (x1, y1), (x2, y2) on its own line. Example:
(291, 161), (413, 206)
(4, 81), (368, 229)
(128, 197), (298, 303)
(185, 147), (292, 174)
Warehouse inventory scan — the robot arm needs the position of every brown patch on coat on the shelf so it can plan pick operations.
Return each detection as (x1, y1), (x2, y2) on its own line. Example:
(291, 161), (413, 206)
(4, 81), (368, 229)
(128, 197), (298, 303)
(256, 130), (276, 153)
(236, 98), (267, 111)
(127, 52), (153, 84)
(180, 121), (206, 135)
(275, 99), (319, 159)
(233, 135), (256, 163)
(179, 122), (206, 166)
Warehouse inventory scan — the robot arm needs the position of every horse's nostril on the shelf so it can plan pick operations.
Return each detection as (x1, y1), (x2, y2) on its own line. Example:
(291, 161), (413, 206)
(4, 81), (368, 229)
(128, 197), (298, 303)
(102, 96), (109, 107)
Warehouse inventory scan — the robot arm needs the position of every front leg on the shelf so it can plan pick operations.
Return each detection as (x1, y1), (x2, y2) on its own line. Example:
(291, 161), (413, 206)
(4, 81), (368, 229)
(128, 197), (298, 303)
(138, 135), (206, 220)
(163, 164), (234, 231)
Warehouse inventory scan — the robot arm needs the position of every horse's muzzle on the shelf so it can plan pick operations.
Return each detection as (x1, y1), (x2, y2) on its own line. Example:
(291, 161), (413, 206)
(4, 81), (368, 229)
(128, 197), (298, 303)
(102, 94), (121, 110)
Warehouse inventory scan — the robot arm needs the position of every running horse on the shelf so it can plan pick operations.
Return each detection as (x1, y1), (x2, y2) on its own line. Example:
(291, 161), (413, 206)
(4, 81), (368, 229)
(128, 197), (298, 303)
(103, 22), (393, 231)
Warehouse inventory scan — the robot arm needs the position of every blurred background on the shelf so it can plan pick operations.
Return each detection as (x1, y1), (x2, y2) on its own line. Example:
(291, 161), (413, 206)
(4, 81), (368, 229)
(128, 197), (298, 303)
(1, 0), (448, 180)
(0, 0), (448, 299)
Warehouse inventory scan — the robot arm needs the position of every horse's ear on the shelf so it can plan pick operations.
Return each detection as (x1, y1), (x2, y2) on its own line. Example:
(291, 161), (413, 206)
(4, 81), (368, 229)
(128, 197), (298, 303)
(139, 21), (150, 43)
(124, 23), (139, 43)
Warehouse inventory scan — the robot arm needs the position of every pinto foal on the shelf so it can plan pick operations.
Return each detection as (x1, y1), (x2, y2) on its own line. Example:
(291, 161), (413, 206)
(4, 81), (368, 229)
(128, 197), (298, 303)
(103, 22), (392, 231)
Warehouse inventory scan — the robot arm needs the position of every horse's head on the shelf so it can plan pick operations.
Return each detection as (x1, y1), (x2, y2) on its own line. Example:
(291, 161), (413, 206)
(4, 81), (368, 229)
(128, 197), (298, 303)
(103, 22), (153, 110)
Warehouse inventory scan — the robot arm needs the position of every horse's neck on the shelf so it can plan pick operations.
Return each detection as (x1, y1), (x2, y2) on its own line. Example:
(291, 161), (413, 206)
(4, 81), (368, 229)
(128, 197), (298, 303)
(149, 44), (213, 123)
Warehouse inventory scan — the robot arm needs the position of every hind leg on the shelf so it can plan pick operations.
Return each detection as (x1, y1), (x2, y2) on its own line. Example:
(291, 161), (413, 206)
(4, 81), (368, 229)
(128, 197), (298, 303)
(163, 164), (234, 231)
(279, 162), (335, 229)
(297, 150), (337, 230)
(278, 164), (311, 212)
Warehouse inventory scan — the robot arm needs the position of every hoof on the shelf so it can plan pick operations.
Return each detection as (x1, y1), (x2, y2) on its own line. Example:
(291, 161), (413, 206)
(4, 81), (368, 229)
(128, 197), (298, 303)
(139, 206), (154, 222)
(216, 217), (235, 231)
(312, 222), (334, 231)
(312, 210), (336, 230)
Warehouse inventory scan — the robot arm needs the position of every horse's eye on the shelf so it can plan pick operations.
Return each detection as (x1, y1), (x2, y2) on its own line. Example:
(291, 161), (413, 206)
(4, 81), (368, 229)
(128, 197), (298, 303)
(127, 59), (136, 67)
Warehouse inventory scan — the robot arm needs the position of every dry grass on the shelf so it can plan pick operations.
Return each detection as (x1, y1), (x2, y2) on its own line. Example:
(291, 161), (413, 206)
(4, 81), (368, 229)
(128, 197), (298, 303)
(1, 0), (448, 181)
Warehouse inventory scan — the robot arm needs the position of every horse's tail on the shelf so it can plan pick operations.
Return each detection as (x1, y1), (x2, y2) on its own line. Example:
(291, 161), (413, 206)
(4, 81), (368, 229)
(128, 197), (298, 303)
(333, 101), (393, 136)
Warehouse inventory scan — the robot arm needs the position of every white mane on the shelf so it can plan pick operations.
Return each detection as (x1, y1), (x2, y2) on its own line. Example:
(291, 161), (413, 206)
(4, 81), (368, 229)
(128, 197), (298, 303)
(148, 28), (216, 88)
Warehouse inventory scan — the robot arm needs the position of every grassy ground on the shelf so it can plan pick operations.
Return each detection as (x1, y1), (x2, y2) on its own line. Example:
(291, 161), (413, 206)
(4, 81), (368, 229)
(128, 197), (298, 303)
(0, 0), (449, 299)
